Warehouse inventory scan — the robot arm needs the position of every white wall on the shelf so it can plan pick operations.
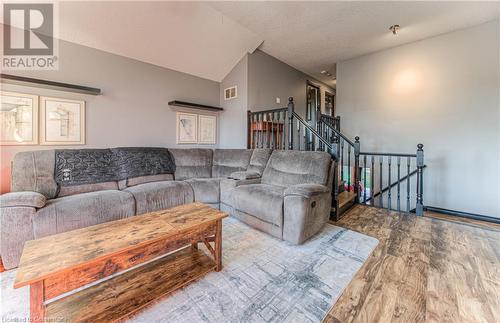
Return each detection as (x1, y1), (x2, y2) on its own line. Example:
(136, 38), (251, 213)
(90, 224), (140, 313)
(337, 19), (500, 218)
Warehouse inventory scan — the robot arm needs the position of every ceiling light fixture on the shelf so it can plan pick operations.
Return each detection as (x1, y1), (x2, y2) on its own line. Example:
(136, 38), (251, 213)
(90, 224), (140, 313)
(321, 70), (334, 77)
(389, 24), (400, 35)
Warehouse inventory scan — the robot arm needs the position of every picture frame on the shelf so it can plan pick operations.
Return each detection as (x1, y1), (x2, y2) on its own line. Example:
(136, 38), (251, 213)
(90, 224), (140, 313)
(198, 114), (217, 145)
(0, 91), (39, 145)
(176, 112), (198, 144)
(40, 96), (86, 145)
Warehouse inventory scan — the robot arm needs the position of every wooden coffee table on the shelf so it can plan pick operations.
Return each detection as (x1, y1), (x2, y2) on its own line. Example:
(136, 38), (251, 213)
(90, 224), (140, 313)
(14, 202), (227, 322)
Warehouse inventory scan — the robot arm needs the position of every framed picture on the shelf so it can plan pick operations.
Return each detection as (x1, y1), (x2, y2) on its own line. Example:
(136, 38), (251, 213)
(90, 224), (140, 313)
(176, 112), (198, 144)
(198, 115), (217, 144)
(0, 91), (39, 145)
(40, 96), (85, 145)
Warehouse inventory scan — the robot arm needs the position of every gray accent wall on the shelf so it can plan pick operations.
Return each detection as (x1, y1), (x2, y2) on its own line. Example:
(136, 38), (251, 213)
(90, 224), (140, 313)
(1, 39), (220, 193)
(218, 49), (335, 148)
(337, 19), (500, 218)
(219, 55), (248, 148)
(248, 50), (334, 117)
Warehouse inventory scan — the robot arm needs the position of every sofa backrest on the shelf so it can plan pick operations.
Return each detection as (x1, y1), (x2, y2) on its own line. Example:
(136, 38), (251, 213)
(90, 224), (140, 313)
(169, 148), (213, 180)
(212, 149), (253, 178)
(247, 149), (272, 175)
(11, 150), (58, 199)
(261, 150), (332, 187)
(11, 149), (176, 198)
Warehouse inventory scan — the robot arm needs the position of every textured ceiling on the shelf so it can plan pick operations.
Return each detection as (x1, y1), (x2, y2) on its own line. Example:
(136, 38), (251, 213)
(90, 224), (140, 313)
(4, 1), (498, 84)
(209, 1), (500, 85)
(55, 1), (263, 82)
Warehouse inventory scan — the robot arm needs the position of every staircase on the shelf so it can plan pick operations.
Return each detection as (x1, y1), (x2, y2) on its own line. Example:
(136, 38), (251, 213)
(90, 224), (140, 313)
(247, 97), (425, 220)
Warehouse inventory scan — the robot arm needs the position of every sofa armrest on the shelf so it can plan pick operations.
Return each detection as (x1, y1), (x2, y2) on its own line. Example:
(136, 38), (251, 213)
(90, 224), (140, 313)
(228, 171), (261, 180)
(283, 185), (332, 245)
(0, 191), (46, 209)
(284, 184), (330, 198)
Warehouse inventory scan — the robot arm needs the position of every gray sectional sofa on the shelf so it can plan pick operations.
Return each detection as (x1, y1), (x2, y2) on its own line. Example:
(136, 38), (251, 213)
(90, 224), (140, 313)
(0, 148), (334, 269)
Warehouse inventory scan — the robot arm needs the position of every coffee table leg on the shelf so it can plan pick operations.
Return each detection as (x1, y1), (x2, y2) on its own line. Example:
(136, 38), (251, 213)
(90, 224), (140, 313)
(30, 280), (45, 322)
(215, 219), (222, 271)
(191, 242), (198, 250)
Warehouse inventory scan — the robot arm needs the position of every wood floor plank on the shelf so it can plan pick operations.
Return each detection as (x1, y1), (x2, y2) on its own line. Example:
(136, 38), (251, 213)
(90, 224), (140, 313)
(323, 205), (500, 323)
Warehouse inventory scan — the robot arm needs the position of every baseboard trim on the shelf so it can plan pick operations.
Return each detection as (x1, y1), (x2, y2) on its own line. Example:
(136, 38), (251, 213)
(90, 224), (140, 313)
(424, 206), (500, 224)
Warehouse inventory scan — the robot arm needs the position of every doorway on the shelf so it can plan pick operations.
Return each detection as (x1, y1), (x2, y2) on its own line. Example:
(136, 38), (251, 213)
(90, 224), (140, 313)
(325, 91), (335, 117)
(306, 82), (321, 123)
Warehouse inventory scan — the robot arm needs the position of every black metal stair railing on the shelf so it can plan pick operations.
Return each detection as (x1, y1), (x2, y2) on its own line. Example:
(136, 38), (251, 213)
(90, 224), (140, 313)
(247, 108), (288, 149)
(247, 96), (425, 218)
(357, 148), (425, 215)
(318, 117), (425, 216)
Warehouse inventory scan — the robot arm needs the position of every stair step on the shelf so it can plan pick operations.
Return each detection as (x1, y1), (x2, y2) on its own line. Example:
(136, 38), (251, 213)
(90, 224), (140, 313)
(338, 191), (356, 209)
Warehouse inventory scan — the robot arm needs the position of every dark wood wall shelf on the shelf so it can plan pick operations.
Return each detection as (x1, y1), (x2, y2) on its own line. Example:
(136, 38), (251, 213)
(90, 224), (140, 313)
(168, 100), (223, 112)
(0, 73), (102, 95)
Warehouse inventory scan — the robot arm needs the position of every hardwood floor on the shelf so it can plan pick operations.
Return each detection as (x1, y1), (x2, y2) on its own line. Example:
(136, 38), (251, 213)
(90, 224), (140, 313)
(323, 205), (500, 323)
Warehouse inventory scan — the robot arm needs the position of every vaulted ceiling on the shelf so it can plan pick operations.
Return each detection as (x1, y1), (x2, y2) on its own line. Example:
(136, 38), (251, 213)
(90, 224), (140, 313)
(56, 1), (263, 82)
(5, 1), (499, 84)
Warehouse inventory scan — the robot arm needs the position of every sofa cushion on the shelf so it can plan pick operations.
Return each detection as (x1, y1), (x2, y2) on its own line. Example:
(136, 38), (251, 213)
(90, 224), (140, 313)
(11, 150), (58, 198)
(0, 191), (46, 208)
(212, 149), (252, 178)
(247, 149), (272, 175)
(58, 181), (119, 197)
(117, 174), (174, 189)
(183, 178), (221, 204)
(124, 181), (194, 215)
(34, 190), (135, 239)
(169, 149), (213, 180)
(231, 184), (284, 226)
(262, 150), (332, 187)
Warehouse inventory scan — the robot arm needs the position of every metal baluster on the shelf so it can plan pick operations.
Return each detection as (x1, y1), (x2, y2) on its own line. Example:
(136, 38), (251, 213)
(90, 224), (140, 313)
(278, 111), (282, 149)
(282, 111), (286, 149)
(270, 112), (274, 149)
(278, 111), (286, 149)
(250, 113), (255, 148)
(347, 144), (351, 192)
(256, 113), (260, 148)
(297, 120), (300, 150)
(416, 144), (424, 216)
(340, 140), (344, 186)
(287, 98), (294, 150)
(388, 156), (392, 210)
(397, 157), (401, 212)
(379, 156), (383, 208)
(370, 156), (374, 205)
(406, 157), (411, 212)
(354, 137), (360, 202)
(262, 113), (269, 148)
(303, 124), (307, 151)
(261, 113), (267, 148)
(262, 113), (268, 148)
(363, 154), (367, 203)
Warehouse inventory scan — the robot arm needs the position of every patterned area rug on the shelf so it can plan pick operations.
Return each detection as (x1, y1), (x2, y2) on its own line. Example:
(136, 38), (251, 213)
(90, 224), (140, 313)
(1, 217), (378, 323)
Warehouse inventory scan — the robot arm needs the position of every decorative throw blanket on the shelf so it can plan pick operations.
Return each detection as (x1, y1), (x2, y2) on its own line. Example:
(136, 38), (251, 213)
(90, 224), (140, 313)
(55, 148), (176, 186)
(111, 147), (176, 180)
